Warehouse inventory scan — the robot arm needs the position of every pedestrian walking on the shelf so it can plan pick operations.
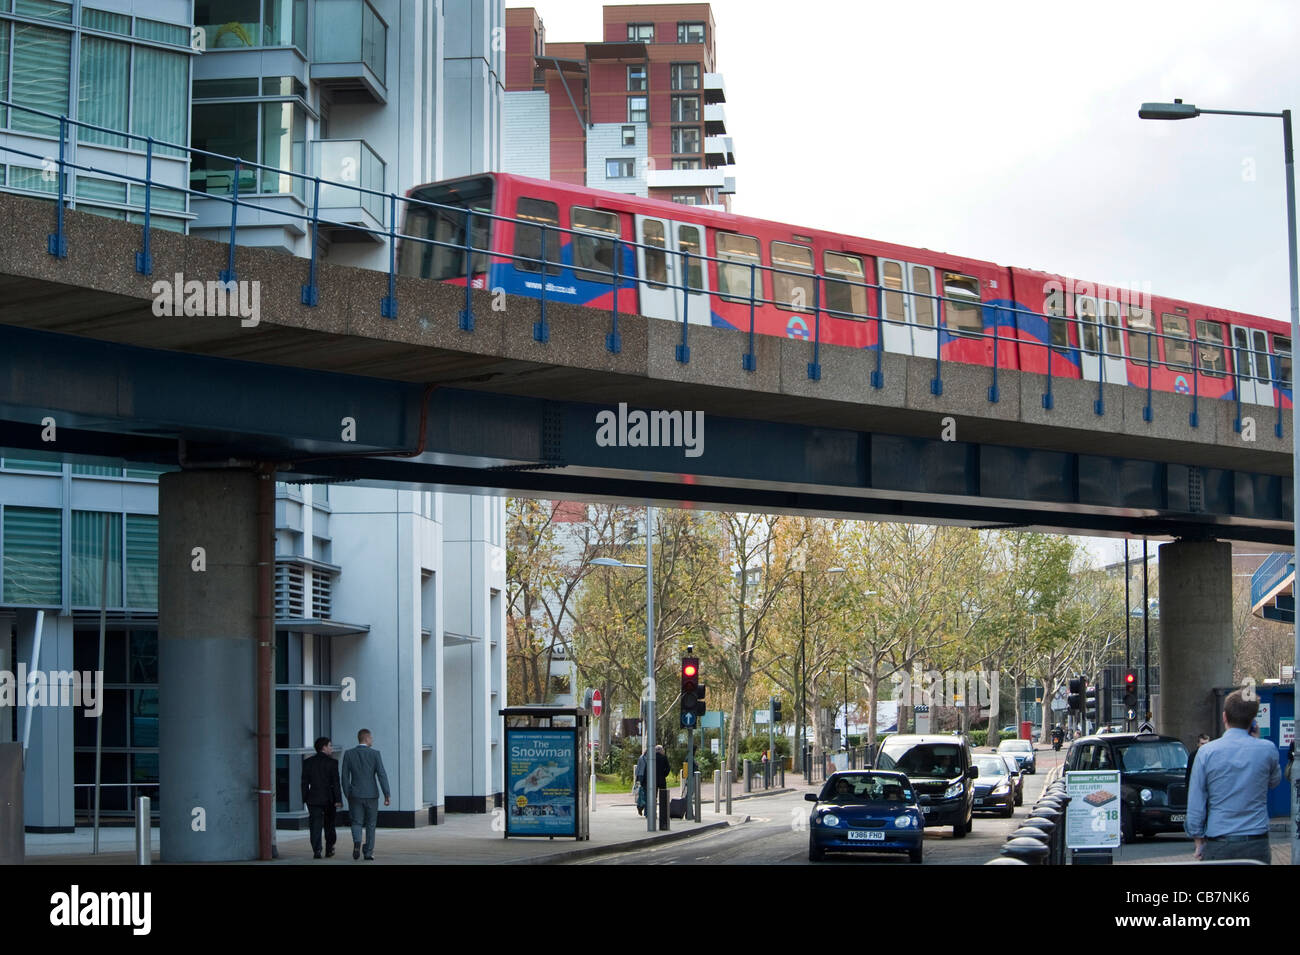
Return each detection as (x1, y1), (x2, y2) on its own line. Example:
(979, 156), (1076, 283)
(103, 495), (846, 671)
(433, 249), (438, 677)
(341, 728), (391, 861)
(634, 749), (648, 816)
(1185, 690), (1282, 863)
(302, 736), (342, 859)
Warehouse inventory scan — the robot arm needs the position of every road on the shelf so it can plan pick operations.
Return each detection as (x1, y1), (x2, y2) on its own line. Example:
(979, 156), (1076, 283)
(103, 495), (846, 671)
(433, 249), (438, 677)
(580, 747), (1063, 865)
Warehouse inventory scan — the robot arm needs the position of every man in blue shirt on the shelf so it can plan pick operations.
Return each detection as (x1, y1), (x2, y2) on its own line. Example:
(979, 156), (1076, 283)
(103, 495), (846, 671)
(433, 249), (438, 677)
(1184, 690), (1282, 863)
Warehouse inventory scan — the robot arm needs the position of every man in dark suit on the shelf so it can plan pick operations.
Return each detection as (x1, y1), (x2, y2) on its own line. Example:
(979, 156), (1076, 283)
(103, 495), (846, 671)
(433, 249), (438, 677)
(341, 728), (391, 861)
(302, 736), (342, 859)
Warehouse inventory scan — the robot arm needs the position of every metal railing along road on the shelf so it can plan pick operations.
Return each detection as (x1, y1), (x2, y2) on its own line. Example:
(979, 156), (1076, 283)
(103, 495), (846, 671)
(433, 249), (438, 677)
(1, 98), (1291, 435)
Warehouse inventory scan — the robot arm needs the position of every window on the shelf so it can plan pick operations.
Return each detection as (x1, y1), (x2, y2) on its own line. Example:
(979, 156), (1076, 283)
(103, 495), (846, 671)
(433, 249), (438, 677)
(1251, 329), (1270, 384)
(670, 63), (700, 90)
(678, 224), (703, 290)
(677, 22), (705, 44)
(626, 64), (646, 91)
(3, 506), (62, 605)
(642, 219), (667, 288)
(911, 266), (934, 327)
(1076, 295), (1099, 355)
(10, 22), (72, 136)
(78, 35), (129, 147)
(717, 232), (760, 302)
(605, 158), (634, 178)
(671, 95), (700, 122)
(570, 206), (620, 283)
(126, 515), (158, 609)
(671, 193), (700, 205)
(1045, 288), (1070, 349)
(1273, 334), (1291, 387)
(824, 252), (867, 318)
(1127, 305), (1155, 364)
(881, 261), (905, 325)
(1162, 313), (1192, 369)
(191, 100), (305, 199)
(622, 125), (636, 146)
(772, 241), (814, 311)
(627, 96), (647, 123)
(1196, 320), (1226, 377)
(513, 197), (561, 274)
(196, 0), (308, 52)
(627, 22), (654, 42)
(671, 126), (701, 154)
(1101, 300), (1124, 356)
(70, 511), (123, 607)
(943, 272), (981, 337)
(671, 158), (701, 170)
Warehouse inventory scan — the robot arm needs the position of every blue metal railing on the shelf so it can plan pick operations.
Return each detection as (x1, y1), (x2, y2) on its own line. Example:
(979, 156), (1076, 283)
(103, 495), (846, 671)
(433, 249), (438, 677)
(1, 98), (1291, 426)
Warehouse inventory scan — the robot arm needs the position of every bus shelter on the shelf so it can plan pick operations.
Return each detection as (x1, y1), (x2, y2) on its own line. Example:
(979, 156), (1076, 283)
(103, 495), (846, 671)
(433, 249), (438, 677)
(499, 706), (591, 840)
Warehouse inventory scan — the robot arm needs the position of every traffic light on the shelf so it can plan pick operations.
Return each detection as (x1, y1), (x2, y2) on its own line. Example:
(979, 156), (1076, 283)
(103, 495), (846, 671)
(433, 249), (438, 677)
(773, 698), (783, 723)
(1067, 677), (1084, 713)
(1084, 683), (1098, 724)
(681, 656), (701, 728)
(1123, 671), (1138, 711)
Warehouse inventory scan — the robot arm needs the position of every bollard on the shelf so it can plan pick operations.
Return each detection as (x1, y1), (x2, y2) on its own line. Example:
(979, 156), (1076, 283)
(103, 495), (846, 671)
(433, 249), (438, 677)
(725, 769), (733, 814)
(1000, 837), (1050, 864)
(780, 761), (785, 788)
(714, 769), (721, 813)
(986, 857), (1028, 864)
(658, 787), (669, 831)
(135, 796), (151, 865)
(744, 759), (753, 793)
(693, 771), (701, 821)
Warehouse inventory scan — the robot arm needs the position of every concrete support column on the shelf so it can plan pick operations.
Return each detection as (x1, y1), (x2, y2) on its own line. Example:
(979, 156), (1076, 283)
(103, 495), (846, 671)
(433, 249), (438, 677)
(157, 470), (261, 862)
(1157, 540), (1233, 749)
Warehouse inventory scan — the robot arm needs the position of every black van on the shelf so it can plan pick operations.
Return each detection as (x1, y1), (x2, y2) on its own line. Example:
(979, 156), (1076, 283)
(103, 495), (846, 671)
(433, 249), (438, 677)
(874, 734), (977, 837)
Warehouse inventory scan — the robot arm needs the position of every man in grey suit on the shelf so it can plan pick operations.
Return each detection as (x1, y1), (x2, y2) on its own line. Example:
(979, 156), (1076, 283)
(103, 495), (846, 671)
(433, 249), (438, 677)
(341, 728), (391, 860)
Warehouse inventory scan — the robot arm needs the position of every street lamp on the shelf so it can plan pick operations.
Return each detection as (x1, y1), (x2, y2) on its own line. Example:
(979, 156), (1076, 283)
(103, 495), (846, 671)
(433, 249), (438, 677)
(1139, 98), (1298, 866)
(590, 504), (658, 834)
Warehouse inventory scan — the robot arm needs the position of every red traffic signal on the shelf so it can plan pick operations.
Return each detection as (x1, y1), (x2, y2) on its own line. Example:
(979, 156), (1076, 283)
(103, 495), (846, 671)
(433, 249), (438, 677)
(1124, 671), (1136, 685)
(683, 662), (697, 679)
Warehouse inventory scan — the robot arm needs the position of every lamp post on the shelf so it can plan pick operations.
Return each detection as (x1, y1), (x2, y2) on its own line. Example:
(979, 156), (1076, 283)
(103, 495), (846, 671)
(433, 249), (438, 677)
(1139, 99), (1298, 866)
(591, 504), (658, 834)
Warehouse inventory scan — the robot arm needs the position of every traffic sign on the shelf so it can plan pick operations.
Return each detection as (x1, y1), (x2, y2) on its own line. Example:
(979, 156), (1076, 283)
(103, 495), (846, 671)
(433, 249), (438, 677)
(592, 690), (602, 716)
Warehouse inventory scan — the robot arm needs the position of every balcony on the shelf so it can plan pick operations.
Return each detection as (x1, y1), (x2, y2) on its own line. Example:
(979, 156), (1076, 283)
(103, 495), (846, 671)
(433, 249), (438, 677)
(311, 138), (386, 239)
(311, 0), (388, 103)
(704, 103), (727, 136)
(721, 175), (736, 195)
(705, 135), (735, 166)
(703, 72), (727, 104)
(647, 167), (727, 190)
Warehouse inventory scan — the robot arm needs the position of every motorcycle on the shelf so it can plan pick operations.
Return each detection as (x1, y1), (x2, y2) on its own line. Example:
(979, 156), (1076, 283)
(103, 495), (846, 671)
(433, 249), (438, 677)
(1051, 732), (1063, 752)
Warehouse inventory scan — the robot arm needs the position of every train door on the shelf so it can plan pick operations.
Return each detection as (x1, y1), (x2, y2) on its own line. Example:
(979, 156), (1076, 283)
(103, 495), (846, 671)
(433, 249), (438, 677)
(1079, 295), (1128, 384)
(1230, 324), (1271, 404)
(635, 214), (711, 324)
(878, 258), (937, 356)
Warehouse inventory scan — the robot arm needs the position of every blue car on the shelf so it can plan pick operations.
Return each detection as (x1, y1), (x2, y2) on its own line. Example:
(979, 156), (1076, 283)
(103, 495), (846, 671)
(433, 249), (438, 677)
(806, 770), (926, 863)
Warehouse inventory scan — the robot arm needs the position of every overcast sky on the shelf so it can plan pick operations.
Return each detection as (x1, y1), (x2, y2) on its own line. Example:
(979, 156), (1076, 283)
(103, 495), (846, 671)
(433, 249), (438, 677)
(533, 0), (1300, 565)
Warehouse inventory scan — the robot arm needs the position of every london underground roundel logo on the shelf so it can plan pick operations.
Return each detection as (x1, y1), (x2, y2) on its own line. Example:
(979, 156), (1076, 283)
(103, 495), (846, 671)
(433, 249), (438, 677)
(787, 316), (810, 339)
(1174, 375), (1190, 394)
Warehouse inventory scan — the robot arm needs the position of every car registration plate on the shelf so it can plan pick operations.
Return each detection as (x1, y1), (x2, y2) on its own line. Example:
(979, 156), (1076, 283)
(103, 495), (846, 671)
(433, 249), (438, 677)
(847, 830), (885, 841)
(974, 798), (984, 805)
(1170, 814), (1185, 822)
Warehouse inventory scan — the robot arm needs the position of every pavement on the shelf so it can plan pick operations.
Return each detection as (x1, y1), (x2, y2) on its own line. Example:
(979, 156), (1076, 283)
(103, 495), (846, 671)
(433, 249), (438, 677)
(18, 780), (796, 866)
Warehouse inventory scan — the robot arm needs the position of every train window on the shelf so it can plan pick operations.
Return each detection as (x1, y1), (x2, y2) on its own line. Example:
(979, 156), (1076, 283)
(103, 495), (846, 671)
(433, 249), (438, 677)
(1045, 288), (1070, 349)
(1252, 329), (1270, 384)
(678, 224), (704, 290)
(943, 272), (981, 337)
(642, 220), (667, 288)
(1127, 306), (1154, 363)
(1274, 334), (1291, 387)
(823, 252), (867, 318)
(911, 266), (935, 327)
(881, 261), (905, 324)
(1161, 313), (1192, 369)
(1196, 320), (1226, 377)
(570, 206), (620, 284)
(772, 241), (814, 311)
(1101, 301), (1124, 356)
(1076, 295), (1099, 355)
(514, 197), (561, 274)
(717, 232), (760, 302)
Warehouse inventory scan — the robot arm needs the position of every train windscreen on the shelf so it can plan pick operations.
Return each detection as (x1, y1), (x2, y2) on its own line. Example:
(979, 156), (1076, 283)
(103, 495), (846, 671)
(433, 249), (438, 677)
(399, 176), (494, 281)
